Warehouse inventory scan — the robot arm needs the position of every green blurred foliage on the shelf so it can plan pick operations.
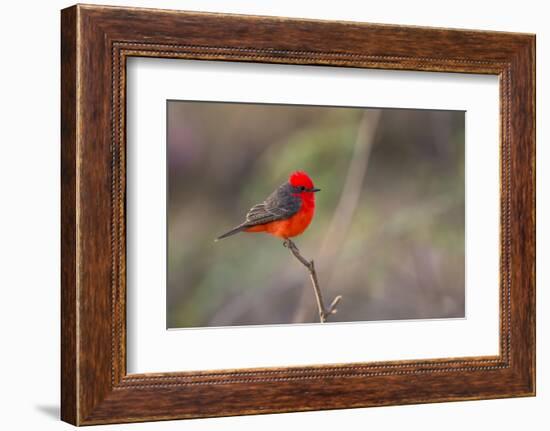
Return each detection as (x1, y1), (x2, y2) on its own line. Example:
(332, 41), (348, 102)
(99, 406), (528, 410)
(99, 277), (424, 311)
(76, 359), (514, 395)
(166, 102), (465, 328)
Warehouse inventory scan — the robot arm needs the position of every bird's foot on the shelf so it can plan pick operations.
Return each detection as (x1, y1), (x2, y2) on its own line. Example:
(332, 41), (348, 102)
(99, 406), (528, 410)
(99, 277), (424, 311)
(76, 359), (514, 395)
(283, 238), (296, 249)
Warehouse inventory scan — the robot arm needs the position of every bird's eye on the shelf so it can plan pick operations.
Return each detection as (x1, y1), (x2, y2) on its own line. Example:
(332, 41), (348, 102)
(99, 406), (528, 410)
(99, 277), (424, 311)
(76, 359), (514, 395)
(300, 186), (306, 191)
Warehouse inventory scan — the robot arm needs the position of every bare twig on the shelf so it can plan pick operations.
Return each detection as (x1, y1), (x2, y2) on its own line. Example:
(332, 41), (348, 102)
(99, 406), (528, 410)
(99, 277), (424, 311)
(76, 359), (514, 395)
(284, 239), (341, 323)
(292, 110), (382, 323)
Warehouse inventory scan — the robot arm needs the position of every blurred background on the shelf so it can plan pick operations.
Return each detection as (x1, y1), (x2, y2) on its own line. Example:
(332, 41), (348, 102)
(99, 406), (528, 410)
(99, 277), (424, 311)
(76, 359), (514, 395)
(167, 101), (465, 328)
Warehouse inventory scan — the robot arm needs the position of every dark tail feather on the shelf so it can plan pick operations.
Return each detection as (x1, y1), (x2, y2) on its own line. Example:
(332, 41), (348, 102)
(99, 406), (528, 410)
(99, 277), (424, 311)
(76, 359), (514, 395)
(215, 224), (246, 241)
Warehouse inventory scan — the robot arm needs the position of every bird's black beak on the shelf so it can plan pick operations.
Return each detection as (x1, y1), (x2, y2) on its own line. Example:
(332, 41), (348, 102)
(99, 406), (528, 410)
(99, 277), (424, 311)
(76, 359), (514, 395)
(311, 188), (321, 193)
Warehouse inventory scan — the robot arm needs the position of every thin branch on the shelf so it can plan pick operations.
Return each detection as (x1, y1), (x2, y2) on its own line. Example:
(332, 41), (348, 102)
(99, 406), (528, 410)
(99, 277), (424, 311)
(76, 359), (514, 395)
(292, 110), (382, 323)
(284, 239), (341, 323)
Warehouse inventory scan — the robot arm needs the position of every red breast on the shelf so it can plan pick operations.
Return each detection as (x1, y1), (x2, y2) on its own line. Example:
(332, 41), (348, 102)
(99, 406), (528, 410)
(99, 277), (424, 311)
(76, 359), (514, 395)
(246, 204), (314, 238)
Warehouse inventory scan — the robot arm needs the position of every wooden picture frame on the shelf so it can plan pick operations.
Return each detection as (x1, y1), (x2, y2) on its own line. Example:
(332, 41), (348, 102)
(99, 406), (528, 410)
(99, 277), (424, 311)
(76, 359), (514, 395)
(61, 4), (535, 425)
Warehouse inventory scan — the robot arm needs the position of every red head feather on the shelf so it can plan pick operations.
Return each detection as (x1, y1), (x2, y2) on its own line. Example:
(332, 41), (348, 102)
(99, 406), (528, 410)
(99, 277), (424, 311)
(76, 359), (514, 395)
(289, 171), (314, 189)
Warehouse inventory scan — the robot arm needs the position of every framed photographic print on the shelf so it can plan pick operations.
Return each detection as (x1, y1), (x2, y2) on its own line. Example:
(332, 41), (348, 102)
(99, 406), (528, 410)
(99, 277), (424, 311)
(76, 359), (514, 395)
(61, 4), (535, 425)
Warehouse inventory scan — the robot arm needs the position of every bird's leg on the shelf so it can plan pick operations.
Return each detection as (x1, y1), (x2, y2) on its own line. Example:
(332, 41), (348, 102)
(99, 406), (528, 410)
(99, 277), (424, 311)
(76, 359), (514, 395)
(284, 238), (342, 323)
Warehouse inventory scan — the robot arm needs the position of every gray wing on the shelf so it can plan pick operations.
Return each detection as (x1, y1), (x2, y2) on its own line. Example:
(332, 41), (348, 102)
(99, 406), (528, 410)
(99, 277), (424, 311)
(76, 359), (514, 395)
(244, 183), (301, 227)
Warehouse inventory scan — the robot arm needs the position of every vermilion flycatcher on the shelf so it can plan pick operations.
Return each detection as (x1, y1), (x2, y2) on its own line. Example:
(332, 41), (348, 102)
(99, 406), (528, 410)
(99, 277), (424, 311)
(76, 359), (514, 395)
(216, 171), (320, 241)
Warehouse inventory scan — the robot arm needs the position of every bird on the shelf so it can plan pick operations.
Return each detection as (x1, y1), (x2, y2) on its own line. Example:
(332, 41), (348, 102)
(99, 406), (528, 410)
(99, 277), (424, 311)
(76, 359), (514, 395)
(215, 171), (320, 241)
